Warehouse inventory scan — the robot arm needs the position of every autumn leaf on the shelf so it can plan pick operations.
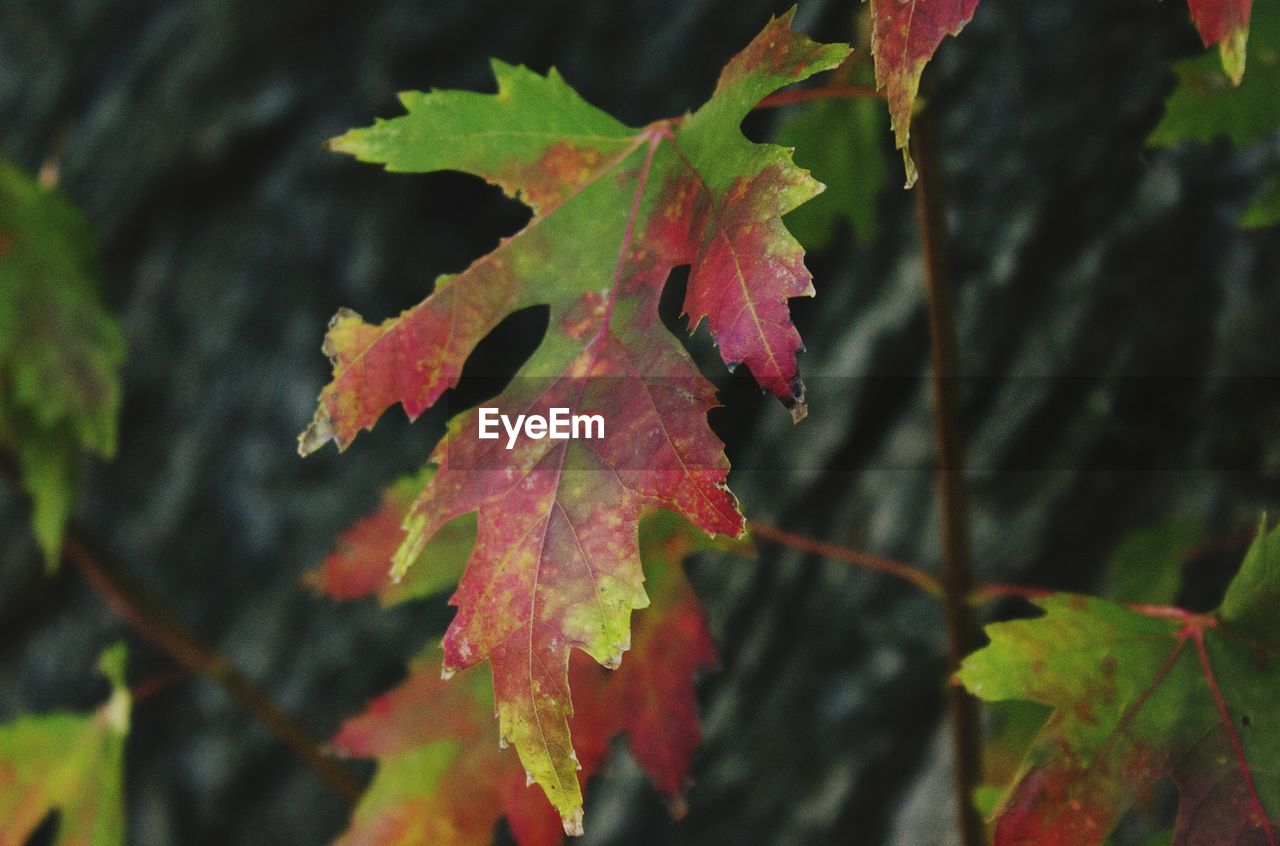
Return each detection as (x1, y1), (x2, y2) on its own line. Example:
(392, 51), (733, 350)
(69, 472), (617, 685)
(867, 0), (1257, 185)
(1187, 0), (1256, 84)
(0, 160), (125, 569)
(867, 0), (980, 187)
(299, 11), (846, 832)
(958, 519), (1280, 845)
(304, 467), (473, 607)
(328, 512), (732, 845)
(0, 643), (131, 846)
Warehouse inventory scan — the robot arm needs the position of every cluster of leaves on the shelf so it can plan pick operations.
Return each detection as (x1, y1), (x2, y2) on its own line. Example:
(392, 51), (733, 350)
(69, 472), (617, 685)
(298, 1), (1275, 841)
(0, 644), (132, 846)
(962, 522), (1279, 844)
(0, 159), (125, 567)
(311, 500), (740, 844)
(0, 1), (1273, 844)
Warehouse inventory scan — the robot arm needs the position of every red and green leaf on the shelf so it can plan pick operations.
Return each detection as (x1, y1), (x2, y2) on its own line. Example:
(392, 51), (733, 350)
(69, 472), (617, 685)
(328, 512), (734, 844)
(300, 12), (846, 831)
(0, 644), (131, 846)
(304, 467), (473, 607)
(868, 0), (980, 187)
(958, 521), (1280, 845)
(866, 0), (1257, 184)
(1187, 0), (1255, 84)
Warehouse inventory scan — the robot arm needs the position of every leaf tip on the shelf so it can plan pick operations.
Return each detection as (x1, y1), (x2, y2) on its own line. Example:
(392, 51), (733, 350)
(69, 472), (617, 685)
(1219, 26), (1249, 86)
(786, 377), (807, 423)
(297, 406), (336, 456)
(901, 149), (919, 189)
(562, 807), (585, 837)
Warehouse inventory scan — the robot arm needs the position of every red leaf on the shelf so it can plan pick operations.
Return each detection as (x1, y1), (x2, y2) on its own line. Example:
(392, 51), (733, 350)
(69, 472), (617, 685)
(330, 513), (734, 846)
(1187, 0), (1254, 83)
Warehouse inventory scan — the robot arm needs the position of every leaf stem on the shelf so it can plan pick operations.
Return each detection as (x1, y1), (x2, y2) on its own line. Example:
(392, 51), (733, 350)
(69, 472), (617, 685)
(755, 83), (883, 109)
(747, 519), (943, 596)
(62, 530), (363, 802)
(911, 106), (985, 846)
(130, 669), (188, 704)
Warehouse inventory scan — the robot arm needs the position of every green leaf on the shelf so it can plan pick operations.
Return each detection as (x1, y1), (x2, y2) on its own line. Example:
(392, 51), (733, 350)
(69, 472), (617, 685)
(0, 159), (125, 569)
(958, 521), (1280, 845)
(774, 95), (885, 249)
(1242, 179), (1280, 228)
(0, 643), (131, 846)
(1102, 518), (1205, 606)
(1149, 3), (1280, 149)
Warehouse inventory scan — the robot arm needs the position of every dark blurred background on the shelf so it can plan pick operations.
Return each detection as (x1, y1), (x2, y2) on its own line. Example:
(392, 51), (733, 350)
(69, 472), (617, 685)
(1, 0), (1279, 843)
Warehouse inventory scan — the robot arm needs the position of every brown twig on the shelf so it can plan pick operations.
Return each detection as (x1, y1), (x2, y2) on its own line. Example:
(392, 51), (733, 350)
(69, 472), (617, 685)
(755, 83), (883, 109)
(912, 107), (985, 846)
(130, 669), (188, 704)
(62, 532), (362, 802)
(969, 582), (1054, 604)
(747, 520), (944, 596)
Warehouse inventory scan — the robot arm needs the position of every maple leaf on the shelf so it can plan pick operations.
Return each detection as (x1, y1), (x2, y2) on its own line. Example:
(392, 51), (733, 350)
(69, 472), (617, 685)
(328, 512), (731, 845)
(0, 643), (131, 846)
(867, 0), (1257, 185)
(0, 159), (125, 569)
(299, 12), (847, 832)
(958, 520), (1280, 845)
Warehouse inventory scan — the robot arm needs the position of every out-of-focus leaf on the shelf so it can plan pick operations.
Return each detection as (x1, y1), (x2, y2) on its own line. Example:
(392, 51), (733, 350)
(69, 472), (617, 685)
(1150, 3), (1279, 148)
(774, 14), (885, 247)
(0, 160), (125, 568)
(0, 643), (131, 846)
(1102, 518), (1206, 606)
(1243, 179), (1280, 227)
(304, 467), (472, 606)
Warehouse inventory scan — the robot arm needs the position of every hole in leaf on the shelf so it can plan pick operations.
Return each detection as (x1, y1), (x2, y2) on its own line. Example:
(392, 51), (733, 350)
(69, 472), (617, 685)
(444, 304), (550, 416)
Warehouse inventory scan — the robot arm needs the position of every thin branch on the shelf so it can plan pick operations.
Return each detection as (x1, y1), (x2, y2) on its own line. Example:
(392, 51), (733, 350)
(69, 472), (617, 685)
(747, 519), (943, 596)
(969, 582), (1054, 604)
(911, 105), (985, 846)
(62, 532), (363, 802)
(130, 669), (188, 705)
(755, 83), (883, 109)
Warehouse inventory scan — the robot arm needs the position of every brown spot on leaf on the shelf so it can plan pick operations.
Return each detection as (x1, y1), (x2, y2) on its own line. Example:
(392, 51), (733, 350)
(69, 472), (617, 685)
(519, 141), (607, 211)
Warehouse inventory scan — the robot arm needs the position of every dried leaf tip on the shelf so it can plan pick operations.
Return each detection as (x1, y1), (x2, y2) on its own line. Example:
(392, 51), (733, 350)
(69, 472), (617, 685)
(297, 407), (335, 456)
(562, 807), (585, 837)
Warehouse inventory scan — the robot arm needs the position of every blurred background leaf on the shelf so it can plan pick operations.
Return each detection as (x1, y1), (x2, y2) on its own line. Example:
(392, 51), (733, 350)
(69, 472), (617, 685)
(0, 160), (124, 568)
